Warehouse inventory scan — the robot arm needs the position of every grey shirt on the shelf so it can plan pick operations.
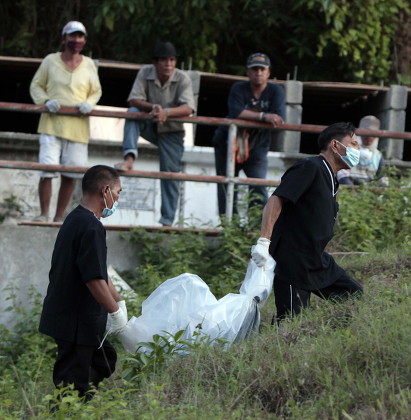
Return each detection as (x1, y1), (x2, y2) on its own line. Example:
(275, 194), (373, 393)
(127, 64), (196, 134)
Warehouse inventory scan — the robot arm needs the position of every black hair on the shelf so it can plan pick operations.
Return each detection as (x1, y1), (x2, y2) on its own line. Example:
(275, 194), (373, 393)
(318, 122), (356, 151)
(82, 165), (119, 195)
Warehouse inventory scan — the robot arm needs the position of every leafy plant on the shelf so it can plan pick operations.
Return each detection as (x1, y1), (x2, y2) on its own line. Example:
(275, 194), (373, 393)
(122, 328), (225, 383)
(0, 195), (23, 224)
(334, 168), (411, 251)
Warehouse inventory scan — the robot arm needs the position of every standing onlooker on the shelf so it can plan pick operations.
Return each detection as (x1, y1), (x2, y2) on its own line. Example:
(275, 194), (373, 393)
(115, 42), (196, 226)
(337, 115), (388, 185)
(213, 53), (285, 217)
(39, 165), (128, 402)
(251, 122), (363, 323)
(30, 21), (102, 222)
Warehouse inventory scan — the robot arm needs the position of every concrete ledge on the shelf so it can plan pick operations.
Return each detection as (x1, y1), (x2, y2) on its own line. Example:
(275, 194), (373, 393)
(0, 224), (139, 325)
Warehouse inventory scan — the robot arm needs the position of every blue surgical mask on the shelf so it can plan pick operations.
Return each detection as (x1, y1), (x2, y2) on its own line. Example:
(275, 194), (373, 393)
(102, 189), (118, 218)
(337, 141), (360, 168)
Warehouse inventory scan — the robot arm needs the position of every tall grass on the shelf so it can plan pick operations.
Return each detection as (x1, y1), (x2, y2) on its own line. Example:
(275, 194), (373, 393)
(0, 247), (410, 419)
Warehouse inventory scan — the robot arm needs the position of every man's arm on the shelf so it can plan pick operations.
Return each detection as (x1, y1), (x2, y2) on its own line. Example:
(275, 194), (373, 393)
(251, 195), (285, 267)
(108, 276), (123, 302)
(30, 60), (49, 105)
(151, 104), (192, 123)
(128, 98), (155, 112)
(86, 278), (119, 313)
(237, 109), (283, 127)
(260, 195), (285, 239)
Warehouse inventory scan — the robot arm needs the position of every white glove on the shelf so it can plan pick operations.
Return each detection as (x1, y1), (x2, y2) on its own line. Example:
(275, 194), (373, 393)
(108, 306), (127, 335)
(117, 300), (128, 321)
(105, 300), (127, 332)
(78, 101), (93, 114)
(251, 237), (271, 268)
(45, 99), (60, 113)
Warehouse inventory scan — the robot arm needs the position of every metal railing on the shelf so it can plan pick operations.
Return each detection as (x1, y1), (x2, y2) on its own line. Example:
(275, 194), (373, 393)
(0, 101), (410, 222)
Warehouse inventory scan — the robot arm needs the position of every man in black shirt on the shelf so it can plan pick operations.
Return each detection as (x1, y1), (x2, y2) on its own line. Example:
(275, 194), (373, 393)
(213, 52), (285, 217)
(251, 122), (363, 322)
(39, 165), (128, 400)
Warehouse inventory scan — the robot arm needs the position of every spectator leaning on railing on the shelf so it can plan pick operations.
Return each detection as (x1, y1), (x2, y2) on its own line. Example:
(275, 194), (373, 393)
(30, 21), (102, 222)
(114, 41), (196, 227)
(212, 52), (285, 218)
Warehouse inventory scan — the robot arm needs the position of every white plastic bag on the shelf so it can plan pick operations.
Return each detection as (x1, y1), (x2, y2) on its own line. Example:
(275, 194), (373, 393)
(119, 257), (275, 353)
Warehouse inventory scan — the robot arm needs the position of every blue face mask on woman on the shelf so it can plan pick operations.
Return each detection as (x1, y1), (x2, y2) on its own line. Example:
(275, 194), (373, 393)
(102, 189), (118, 218)
(336, 141), (360, 168)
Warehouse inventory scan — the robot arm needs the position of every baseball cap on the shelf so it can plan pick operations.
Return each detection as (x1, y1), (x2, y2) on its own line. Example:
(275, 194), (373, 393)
(246, 53), (271, 68)
(359, 115), (380, 131)
(62, 21), (87, 36)
(152, 42), (178, 58)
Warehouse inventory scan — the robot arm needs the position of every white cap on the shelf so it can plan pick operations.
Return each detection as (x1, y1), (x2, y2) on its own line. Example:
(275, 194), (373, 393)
(62, 21), (87, 36)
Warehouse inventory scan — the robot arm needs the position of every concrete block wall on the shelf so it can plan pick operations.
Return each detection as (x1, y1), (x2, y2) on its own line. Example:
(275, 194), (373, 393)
(274, 80), (303, 152)
(379, 85), (408, 159)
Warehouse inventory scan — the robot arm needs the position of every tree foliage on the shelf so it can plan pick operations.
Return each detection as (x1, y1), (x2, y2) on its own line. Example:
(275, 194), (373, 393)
(0, 0), (410, 83)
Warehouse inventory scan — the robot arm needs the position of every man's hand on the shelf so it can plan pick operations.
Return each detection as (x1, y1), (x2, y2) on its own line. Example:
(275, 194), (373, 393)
(78, 101), (93, 114)
(263, 113), (284, 127)
(150, 104), (169, 124)
(251, 237), (271, 268)
(108, 306), (128, 335)
(45, 99), (60, 113)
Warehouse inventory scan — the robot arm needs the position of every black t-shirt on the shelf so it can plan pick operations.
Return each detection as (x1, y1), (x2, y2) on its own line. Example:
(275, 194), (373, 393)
(269, 156), (345, 290)
(39, 205), (109, 346)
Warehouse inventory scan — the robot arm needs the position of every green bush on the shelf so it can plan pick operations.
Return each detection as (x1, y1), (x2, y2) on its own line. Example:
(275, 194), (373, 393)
(334, 168), (411, 251)
(125, 214), (260, 299)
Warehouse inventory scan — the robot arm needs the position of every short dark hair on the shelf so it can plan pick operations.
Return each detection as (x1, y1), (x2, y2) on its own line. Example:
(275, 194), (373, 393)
(318, 122), (356, 151)
(82, 165), (119, 195)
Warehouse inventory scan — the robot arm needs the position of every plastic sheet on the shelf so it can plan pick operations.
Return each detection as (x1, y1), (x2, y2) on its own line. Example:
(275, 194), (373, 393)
(119, 257), (275, 353)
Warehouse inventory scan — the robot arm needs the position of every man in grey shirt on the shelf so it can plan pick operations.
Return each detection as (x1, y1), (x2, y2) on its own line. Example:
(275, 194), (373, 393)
(115, 42), (196, 226)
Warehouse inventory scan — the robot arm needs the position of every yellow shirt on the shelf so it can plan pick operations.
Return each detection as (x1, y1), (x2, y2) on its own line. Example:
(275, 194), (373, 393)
(30, 53), (102, 143)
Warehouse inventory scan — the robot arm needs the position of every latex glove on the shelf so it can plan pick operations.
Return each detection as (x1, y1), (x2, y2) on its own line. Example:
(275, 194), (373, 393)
(108, 307), (127, 335)
(117, 300), (128, 321)
(251, 237), (271, 268)
(78, 101), (93, 114)
(45, 99), (60, 113)
(105, 300), (127, 332)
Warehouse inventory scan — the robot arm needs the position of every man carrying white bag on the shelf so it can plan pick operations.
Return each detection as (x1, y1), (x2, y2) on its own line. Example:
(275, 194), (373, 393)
(119, 257), (275, 354)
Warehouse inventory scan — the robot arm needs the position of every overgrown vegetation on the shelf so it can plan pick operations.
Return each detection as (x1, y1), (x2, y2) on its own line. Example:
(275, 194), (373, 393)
(1, 174), (410, 418)
(0, 195), (23, 224)
(334, 167), (411, 251)
(1, 0), (410, 83)
(1, 247), (410, 418)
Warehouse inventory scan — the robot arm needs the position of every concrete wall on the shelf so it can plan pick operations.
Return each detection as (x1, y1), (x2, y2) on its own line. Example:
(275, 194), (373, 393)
(0, 224), (139, 325)
(0, 133), (294, 228)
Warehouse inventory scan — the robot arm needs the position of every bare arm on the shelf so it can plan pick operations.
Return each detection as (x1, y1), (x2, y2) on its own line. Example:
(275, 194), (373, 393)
(86, 278), (119, 313)
(128, 99), (154, 112)
(151, 104), (192, 123)
(237, 109), (284, 127)
(260, 195), (285, 239)
(128, 100), (192, 123)
(108, 276), (122, 302)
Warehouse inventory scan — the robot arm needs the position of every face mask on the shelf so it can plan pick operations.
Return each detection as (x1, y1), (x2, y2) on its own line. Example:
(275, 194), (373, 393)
(66, 40), (85, 52)
(102, 189), (118, 218)
(336, 141), (360, 168)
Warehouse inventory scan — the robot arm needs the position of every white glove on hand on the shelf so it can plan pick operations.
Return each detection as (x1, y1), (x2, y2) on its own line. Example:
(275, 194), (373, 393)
(117, 300), (128, 321)
(251, 237), (271, 268)
(45, 99), (60, 113)
(78, 101), (93, 114)
(108, 307), (127, 335)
